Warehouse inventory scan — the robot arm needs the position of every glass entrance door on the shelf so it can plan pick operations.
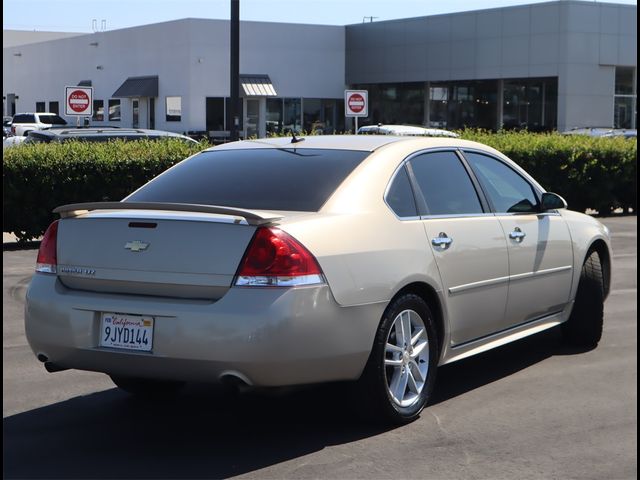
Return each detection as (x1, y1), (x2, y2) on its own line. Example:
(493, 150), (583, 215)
(245, 99), (260, 138)
(132, 99), (139, 128)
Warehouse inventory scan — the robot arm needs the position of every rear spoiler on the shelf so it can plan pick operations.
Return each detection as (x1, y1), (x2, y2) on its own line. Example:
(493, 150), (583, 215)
(53, 202), (281, 226)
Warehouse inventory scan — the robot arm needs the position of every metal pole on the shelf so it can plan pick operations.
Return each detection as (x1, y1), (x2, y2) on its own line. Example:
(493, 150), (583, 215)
(229, 0), (240, 141)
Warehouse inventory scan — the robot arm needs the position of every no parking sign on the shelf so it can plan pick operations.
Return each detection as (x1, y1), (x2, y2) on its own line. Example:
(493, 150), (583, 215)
(65, 86), (93, 116)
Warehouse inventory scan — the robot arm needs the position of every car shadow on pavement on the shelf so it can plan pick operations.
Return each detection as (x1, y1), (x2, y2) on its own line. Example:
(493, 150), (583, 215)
(3, 326), (590, 479)
(431, 326), (592, 406)
(3, 381), (391, 479)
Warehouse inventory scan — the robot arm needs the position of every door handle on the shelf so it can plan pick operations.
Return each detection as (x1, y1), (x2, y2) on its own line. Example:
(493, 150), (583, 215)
(509, 227), (526, 242)
(431, 232), (453, 249)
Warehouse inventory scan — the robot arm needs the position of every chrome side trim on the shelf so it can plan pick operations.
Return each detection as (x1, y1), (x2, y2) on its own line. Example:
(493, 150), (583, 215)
(509, 265), (573, 282)
(448, 265), (573, 295)
(421, 213), (495, 220)
(449, 275), (510, 295)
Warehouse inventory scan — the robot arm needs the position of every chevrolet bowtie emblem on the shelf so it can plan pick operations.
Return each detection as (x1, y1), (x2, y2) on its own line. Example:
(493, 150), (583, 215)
(124, 240), (150, 252)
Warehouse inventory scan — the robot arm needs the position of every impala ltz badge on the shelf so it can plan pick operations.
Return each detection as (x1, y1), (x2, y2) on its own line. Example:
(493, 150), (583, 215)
(125, 240), (150, 252)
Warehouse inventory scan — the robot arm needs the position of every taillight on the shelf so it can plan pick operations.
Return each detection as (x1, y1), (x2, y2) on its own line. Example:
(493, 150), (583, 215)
(235, 227), (325, 287)
(11, 126), (16, 135)
(36, 220), (59, 274)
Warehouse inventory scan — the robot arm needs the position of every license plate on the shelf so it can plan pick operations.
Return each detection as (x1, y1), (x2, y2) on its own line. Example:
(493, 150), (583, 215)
(100, 313), (154, 352)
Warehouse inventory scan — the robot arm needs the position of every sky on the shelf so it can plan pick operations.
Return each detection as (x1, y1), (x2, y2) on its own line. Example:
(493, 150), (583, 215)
(3, 0), (637, 33)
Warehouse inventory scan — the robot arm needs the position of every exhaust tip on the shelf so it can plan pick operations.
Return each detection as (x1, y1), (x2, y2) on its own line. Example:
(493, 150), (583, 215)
(44, 362), (69, 373)
(219, 371), (252, 392)
(37, 353), (49, 363)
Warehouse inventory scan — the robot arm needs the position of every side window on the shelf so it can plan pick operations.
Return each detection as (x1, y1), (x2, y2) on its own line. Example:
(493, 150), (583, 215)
(464, 152), (539, 213)
(409, 151), (483, 215)
(386, 166), (418, 218)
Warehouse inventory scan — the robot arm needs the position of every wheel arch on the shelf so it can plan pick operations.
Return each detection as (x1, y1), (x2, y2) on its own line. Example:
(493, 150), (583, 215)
(588, 238), (612, 299)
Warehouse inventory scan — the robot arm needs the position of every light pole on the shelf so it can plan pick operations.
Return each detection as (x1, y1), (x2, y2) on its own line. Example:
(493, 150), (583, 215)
(229, 0), (240, 141)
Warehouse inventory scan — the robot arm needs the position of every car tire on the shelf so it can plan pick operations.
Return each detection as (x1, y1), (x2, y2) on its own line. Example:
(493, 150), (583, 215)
(110, 375), (185, 398)
(561, 250), (604, 348)
(355, 293), (439, 425)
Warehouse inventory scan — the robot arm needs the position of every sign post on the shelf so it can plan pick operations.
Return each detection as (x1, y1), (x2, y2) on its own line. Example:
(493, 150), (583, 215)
(65, 86), (93, 126)
(344, 90), (368, 134)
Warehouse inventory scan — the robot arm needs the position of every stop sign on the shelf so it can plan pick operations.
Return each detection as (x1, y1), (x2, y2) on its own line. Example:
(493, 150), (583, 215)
(65, 86), (93, 116)
(345, 90), (368, 117)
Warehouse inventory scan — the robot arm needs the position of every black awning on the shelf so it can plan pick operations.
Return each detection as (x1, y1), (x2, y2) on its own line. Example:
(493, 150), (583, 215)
(112, 75), (158, 98)
(240, 74), (277, 96)
(77, 80), (92, 87)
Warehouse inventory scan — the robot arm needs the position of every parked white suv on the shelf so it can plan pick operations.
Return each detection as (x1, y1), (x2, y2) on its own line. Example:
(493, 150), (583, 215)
(11, 112), (67, 137)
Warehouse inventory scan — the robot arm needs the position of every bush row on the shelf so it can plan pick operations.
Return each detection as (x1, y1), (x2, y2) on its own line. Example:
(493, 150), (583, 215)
(3, 139), (209, 242)
(2, 133), (636, 243)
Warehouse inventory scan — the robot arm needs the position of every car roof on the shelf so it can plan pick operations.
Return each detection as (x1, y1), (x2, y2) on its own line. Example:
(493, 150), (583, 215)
(358, 124), (459, 138)
(13, 112), (60, 116)
(208, 134), (491, 153)
(29, 127), (191, 137)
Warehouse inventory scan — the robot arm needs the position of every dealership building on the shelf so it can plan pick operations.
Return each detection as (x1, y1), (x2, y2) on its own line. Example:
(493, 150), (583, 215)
(2, 0), (637, 138)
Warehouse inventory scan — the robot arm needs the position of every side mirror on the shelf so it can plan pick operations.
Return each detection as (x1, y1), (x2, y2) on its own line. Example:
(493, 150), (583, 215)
(541, 192), (568, 211)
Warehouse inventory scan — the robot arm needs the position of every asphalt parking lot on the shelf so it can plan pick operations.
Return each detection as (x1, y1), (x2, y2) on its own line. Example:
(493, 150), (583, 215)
(3, 216), (637, 479)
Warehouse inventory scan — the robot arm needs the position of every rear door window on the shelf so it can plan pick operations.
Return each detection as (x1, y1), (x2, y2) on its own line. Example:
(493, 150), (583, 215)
(126, 148), (370, 212)
(409, 151), (483, 215)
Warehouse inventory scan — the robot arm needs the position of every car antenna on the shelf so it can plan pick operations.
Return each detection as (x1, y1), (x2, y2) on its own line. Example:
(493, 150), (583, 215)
(290, 131), (305, 144)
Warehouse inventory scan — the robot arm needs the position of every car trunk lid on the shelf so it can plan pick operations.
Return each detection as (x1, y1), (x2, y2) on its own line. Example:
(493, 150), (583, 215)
(54, 203), (282, 300)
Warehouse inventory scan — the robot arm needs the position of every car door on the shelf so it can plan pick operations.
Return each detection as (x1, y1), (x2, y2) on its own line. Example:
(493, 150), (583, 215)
(406, 150), (510, 346)
(462, 150), (574, 327)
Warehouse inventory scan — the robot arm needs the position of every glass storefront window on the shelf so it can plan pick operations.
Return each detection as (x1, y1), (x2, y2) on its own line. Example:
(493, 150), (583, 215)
(166, 96), (182, 122)
(352, 83), (424, 126)
(614, 67), (636, 129)
(206, 97), (225, 132)
(615, 67), (635, 95)
(614, 96), (634, 129)
(303, 99), (323, 133)
(266, 98), (283, 135)
(446, 81), (497, 130)
(108, 99), (121, 121)
(429, 87), (448, 128)
(503, 78), (557, 131)
(93, 100), (104, 121)
(284, 98), (301, 133)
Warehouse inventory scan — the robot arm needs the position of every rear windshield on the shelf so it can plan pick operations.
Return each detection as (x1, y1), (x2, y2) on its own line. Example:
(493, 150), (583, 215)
(126, 148), (370, 211)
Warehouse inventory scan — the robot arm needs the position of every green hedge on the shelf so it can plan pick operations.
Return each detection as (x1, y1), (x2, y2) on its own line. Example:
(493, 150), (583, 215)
(2, 133), (637, 243)
(3, 139), (209, 243)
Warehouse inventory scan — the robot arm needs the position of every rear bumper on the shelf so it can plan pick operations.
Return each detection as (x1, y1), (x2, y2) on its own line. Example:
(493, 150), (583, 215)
(25, 274), (385, 387)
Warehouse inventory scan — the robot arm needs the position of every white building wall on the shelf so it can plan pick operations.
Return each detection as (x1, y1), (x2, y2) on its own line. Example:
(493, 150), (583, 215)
(3, 19), (346, 132)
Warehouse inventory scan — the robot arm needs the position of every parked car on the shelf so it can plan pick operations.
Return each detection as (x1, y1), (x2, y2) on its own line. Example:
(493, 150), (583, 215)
(602, 129), (637, 139)
(11, 112), (67, 137)
(25, 135), (611, 424)
(23, 126), (199, 144)
(2, 135), (27, 149)
(3, 116), (12, 138)
(562, 127), (637, 139)
(358, 124), (459, 138)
